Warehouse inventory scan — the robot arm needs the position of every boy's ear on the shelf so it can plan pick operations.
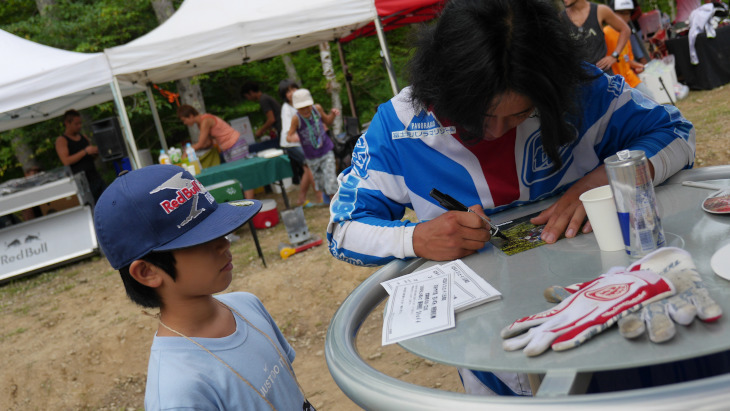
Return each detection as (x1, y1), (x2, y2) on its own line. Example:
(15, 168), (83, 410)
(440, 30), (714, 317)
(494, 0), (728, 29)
(129, 260), (165, 288)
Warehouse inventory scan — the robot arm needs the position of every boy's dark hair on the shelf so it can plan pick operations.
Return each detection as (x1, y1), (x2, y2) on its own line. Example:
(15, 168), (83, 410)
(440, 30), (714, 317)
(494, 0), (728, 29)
(278, 79), (299, 103)
(176, 104), (199, 118)
(408, 0), (595, 168)
(241, 81), (261, 95)
(119, 251), (176, 308)
(63, 109), (81, 124)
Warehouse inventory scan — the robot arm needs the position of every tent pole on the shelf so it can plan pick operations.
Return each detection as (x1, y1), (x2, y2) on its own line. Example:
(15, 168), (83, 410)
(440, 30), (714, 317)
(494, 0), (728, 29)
(336, 41), (358, 120)
(110, 77), (141, 169)
(145, 84), (169, 152)
(373, 16), (399, 96)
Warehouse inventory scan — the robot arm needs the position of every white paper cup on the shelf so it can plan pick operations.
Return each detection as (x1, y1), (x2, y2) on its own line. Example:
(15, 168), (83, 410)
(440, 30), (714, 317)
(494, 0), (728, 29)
(579, 185), (625, 252)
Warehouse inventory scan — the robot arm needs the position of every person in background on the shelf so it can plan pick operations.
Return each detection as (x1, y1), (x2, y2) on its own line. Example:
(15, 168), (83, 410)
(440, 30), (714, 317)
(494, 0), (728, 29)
(628, 4), (649, 65)
(278, 80), (323, 207)
(287, 89), (340, 203)
(55, 109), (106, 202)
(326, 0), (694, 395)
(562, 0), (632, 74)
(605, 0), (652, 97)
(242, 81), (282, 142)
(177, 105), (254, 199)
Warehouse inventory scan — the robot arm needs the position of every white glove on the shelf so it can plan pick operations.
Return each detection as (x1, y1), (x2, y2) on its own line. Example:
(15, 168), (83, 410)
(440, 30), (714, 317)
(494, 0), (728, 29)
(617, 247), (722, 343)
(502, 268), (675, 357)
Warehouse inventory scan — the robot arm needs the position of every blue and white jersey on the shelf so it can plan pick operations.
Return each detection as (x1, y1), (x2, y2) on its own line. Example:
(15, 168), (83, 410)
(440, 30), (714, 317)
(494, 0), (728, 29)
(328, 68), (695, 266)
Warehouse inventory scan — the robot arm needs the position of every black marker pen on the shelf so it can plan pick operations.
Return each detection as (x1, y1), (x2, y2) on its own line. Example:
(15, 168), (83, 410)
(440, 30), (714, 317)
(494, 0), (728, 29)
(429, 188), (508, 240)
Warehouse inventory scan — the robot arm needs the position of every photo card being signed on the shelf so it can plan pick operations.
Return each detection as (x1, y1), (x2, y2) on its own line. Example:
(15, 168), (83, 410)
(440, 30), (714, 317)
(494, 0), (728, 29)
(490, 211), (578, 255)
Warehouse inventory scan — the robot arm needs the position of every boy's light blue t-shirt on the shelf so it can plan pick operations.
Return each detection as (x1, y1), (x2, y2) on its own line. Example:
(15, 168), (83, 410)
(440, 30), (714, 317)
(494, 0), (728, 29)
(145, 292), (304, 410)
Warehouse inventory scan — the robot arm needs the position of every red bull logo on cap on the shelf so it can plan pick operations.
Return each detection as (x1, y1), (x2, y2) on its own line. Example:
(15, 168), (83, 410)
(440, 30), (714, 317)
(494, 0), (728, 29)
(159, 180), (204, 214)
(149, 172), (214, 228)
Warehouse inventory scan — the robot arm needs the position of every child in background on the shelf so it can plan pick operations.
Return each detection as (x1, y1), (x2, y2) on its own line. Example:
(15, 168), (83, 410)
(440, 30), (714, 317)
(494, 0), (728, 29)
(278, 80), (323, 207)
(93, 165), (314, 410)
(287, 89), (340, 202)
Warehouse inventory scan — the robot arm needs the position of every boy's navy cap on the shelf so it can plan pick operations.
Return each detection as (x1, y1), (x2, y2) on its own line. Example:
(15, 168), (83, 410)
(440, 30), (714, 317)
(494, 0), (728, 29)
(94, 164), (261, 269)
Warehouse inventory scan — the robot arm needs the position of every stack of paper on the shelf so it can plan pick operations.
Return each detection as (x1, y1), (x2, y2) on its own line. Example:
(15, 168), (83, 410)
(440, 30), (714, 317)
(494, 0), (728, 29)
(381, 260), (501, 345)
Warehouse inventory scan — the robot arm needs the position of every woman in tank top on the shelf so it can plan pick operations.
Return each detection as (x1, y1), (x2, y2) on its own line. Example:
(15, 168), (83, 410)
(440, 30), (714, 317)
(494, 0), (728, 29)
(177, 104), (249, 163)
(177, 105), (254, 199)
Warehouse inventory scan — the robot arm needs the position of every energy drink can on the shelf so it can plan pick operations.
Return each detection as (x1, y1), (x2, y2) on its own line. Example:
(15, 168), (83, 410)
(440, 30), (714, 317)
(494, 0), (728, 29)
(604, 149), (665, 258)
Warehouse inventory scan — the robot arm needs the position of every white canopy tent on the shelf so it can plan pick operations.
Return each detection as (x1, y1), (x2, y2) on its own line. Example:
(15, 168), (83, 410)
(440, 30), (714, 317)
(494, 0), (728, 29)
(104, 0), (403, 167)
(0, 30), (144, 166)
(105, 0), (379, 85)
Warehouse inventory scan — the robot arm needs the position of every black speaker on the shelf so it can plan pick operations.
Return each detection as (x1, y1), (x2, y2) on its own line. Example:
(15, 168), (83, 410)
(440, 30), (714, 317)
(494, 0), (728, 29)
(91, 117), (126, 162)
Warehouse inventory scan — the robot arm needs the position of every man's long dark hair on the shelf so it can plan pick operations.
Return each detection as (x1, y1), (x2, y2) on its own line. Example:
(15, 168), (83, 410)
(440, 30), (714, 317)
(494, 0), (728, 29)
(408, 0), (596, 167)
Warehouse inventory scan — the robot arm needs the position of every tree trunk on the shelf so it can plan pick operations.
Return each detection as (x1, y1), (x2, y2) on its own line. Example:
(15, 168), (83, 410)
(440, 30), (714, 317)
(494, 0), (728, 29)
(318, 42), (342, 136)
(150, 0), (174, 21)
(150, 0), (206, 143)
(177, 79), (206, 142)
(35, 0), (55, 17)
(11, 0), (57, 173)
(281, 54), (301, 84)
(11, 135), (40, 174)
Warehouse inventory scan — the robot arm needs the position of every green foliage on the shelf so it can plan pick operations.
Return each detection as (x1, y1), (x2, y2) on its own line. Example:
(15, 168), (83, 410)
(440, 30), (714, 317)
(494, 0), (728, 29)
(0, 126), (60, 178)
(341, 27), (416, 122)
(0, 0), (36, 25)
(637, 0), (674, 16)
(3, 0), (158, 52)
(0, 0), (420, 179)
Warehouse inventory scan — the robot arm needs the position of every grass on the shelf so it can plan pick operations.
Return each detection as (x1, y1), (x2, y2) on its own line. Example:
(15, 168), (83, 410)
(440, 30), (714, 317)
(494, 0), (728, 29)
(0, 270), (59, 298)
(675, 85), (730, 167)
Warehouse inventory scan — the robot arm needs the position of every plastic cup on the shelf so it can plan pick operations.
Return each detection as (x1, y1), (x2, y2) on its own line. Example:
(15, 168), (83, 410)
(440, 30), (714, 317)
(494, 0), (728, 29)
(579, 185), (625, 252)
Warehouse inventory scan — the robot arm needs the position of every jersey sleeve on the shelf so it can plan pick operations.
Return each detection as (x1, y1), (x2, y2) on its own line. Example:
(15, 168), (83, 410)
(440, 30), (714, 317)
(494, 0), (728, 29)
(327, 99), (420, 267)
(583, 67), (695, 184)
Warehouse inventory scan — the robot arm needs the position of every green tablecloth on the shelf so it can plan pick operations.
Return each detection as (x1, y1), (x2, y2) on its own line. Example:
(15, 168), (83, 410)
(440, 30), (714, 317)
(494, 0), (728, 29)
(196, 155), (292, 190)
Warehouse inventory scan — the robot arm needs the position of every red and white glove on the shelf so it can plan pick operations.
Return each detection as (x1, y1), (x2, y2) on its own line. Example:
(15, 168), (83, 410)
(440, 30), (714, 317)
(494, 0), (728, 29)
(543, 247), (722, 344)
(501, 268), (675, 356)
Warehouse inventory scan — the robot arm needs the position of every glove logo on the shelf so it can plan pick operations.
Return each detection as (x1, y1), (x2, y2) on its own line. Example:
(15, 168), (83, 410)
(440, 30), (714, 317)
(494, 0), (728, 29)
(585, 284), (630, 301)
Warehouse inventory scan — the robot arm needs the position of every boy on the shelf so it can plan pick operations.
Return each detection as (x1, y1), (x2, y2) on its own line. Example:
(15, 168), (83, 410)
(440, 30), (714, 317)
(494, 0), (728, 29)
(286, 89), (340, 202)
(94, 164), (313, 410)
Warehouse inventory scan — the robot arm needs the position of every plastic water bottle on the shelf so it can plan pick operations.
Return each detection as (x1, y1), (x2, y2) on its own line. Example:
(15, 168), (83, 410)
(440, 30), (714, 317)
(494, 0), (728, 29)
(168, 147), (182, 164)
(185, 143), (202, 175)
(158, 149), (171, 165)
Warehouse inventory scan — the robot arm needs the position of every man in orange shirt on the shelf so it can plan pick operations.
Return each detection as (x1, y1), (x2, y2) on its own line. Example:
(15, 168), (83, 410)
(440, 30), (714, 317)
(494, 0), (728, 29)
(604, 0), (652, 96)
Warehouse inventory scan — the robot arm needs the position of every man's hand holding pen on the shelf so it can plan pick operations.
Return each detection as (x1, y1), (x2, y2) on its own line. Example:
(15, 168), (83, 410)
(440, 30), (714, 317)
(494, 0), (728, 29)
(412, 205), (492, 261)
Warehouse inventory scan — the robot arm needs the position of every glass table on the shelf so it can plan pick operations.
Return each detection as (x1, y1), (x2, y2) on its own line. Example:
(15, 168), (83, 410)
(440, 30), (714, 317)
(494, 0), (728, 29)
(325, 166), (730, 409)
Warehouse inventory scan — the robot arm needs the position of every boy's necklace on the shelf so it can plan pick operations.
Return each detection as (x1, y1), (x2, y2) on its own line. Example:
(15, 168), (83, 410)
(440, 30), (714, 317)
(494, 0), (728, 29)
(154, 300), (314, 410)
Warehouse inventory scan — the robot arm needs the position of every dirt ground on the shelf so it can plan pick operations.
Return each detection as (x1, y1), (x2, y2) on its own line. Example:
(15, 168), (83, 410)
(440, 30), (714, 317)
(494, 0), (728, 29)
(1, 85), (729, 410)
